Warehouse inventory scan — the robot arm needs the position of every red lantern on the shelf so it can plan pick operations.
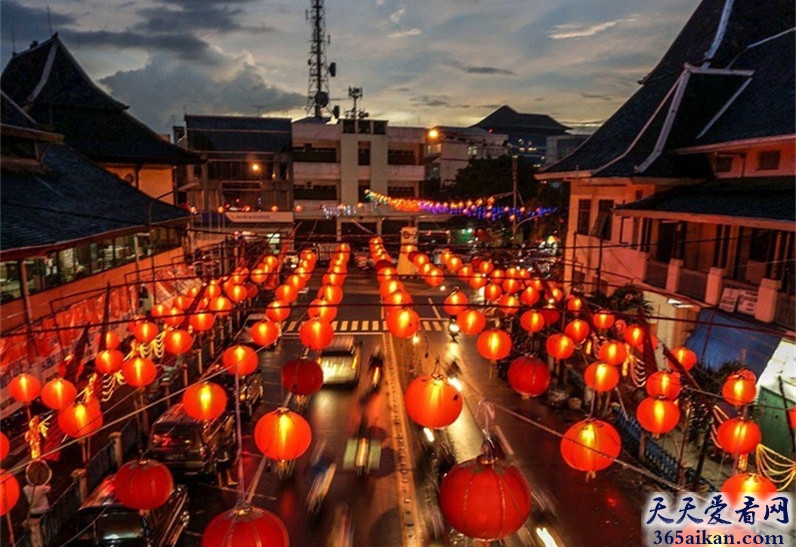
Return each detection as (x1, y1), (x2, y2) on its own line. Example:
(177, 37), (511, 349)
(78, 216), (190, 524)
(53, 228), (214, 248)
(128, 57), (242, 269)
(539, 305), (560, 326)
(281, 359), (324, 396)
(250, 320), (281, 347)
(721, 473), (777, 505)
(637, 397), (680, 435)
(183, 382), (228, 421)
(189, 311), (216, 332)
(502, 278), (522, 295)
(122, 357), (158, 387)
(41, 378), (78, 410)
(318, 285), (344, 305)
(205, 281), (222, 299)
(58, 402), (103, 438)
(95, 331), (121, 350)
(484, 283), (503, 303)
(424, 267), (445, 287)
(457, 264), (473, 282)
(380, 279), (404, 299)
(438, 455), (532, 541)
(299, 319), (335, 350)
(477, 329), (512, 361)
(376, 267), (397, 285)
(592, 310), (615, 330)
(384, 290), (412, 309)
(519, 310), (545, 334)
(789, 406), (796, 429)
(114, 459), (174, 510)
(478, 260), (494, 275)
(222, 345), (258, 376)
(584, 363), (620, 392)
(717, 417), (761, 455)
(386, 308), (420, 339)
(95, 349), (124, 375)
(447, 256), (463, 273)
(468, 273), (487, 290)
(250, 268), (268, 285)
(9, 373), (41, 404)
(507, 356), (550, 398)
(254, 407), (312, 460)
(162, 306), (183, 328)
(275, 284), (298, 304)
(164, 329), (194, 355)
(488, 268), (506, 285)
(201, 505), (289, 547)
(457, 309), (486, 336)
(668, 346), (697, 371)
(623, 324), (646, 347)
(404, 375), (463, 428)
(519, 286), (540, 307)
(308, 299), (338, 322)
(209, 295), (233, 317)
(225, 284), (249, 304)
(564, 319), (590, 344)
(443, 290), (469, 316)
(266, 300), (291, 322)
(0, 472), (20, 516)
(722, 369), (757, 407)
(598, 340), (627, 366)
(134, 321), (159, 344)
(151, 303), (169, 320)
(0, 434), (8, 460)
(566, 297), (583, 312)
(546, 334), (574, 360)
(323, 272), (346, 287)
(560, 419), (621, 474)
(646, 371), (682, 400)
(496, 295), (520, 316)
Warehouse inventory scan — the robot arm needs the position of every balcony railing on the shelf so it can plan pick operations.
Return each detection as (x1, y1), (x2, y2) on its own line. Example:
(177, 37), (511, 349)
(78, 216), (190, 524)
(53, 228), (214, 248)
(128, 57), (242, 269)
(774, 292), (795, 330)
(645, 259), (668, 288)
(679, 268), (707, 301)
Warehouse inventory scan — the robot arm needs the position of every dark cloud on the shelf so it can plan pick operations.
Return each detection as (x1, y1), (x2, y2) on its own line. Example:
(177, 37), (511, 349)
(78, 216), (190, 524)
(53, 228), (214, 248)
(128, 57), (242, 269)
(62, 29), (217, 63)
(0, 1), (74, 62)
(444, 59), (515, 76)
(134, 3), (275, 35)
(410, 95), (471, 109)
(581, 93), (614, 101)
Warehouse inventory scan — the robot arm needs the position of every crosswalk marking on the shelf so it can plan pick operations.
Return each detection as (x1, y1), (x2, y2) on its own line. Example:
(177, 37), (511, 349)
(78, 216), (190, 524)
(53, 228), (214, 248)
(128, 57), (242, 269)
(332, 321), (338, 330)
(279, 319), (450, 335)
(287, 320), (298, 332)
(352, 320), (359, 331)
(372, 320), (379, 331)
(432, 321), (442, 331)
(341, 320), (349, 331)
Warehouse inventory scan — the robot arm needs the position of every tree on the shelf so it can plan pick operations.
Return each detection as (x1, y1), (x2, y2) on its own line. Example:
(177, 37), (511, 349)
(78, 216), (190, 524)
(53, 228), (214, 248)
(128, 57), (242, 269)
(446, 156), (538, 200)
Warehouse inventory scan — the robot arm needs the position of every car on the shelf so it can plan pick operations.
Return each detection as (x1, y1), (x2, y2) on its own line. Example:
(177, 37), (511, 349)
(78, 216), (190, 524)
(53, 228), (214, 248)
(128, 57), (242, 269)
(54, 474), (190, 547)
(205, 363), (264, 418)
(233, 313), (277, 350)
(147, 403), (236, 476)
(317, 336), (361, 386)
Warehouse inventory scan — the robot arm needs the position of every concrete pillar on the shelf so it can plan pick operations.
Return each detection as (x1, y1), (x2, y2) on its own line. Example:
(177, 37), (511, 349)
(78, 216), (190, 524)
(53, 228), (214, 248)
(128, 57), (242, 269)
(109, 432), (123, 468)
(376, 218), (383, 235)
(705, 267), (725, 305)
(754, 278), (781, 323)
(666, 259), (683, 294)
(335, 218), (343, 242)
(72, 469), (88, 503)
(23, 518), (43, 547)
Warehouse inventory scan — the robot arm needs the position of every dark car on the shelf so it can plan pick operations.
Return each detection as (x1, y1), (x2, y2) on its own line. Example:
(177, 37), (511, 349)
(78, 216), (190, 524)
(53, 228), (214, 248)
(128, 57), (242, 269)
(55, 474), (189, 546)
(147, 403), (236, 476)
(206, 363), (264, 418)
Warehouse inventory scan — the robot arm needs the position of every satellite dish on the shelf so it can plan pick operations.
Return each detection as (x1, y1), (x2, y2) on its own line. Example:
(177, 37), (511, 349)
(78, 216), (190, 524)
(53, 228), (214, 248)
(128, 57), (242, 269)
(315, 91), (329, 107)
(332, 105), (340, 119)
(329, 62), (336, 77)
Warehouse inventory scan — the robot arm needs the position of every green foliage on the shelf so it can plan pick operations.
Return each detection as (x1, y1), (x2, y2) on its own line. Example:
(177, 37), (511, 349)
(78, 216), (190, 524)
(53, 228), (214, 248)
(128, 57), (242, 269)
(445, 155), (537, 200)
(592, 284), (654, 316)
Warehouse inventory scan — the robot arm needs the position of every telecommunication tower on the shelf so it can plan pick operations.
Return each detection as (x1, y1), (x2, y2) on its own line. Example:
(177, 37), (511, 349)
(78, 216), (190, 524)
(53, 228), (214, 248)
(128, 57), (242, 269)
(306, 0), (336, 119)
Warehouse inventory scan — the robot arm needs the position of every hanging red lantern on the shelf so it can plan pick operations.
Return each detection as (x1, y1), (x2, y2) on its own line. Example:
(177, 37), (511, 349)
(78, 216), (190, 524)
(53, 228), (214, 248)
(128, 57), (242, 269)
(229, 269), (248, 286)
(9, 373), (41, 404)
(717, 417), (761, 455)
(323, 272), (346, 287)
(189, 311), (216, 332)
(281, 358), (324, 396)
(457, 264), (474, 282)
(598, 340), (627, 366)
(496, 295), (520, 316)
(483, 283), (503, 303)
(222, 345), (258, 376)
(507, 356), (550, 398)
(584, 363), (620, 392)
(560, 419), (621, 474)
(468, 273), (487, 290)
(201, 504), (289, 547)
(447, 256), (463, 273)
(501, 278), (522, 295)
(318, 284), (344, 305)
(478, 260), (494, 275)
(183, 382), (228, 421)
(250, 320), (281, 347)
(646, 371), (682, 400)
(162, 306), (183, 328)
(209, 295), (233, 317)
(546, 334), (574, 360)
(95, 349), (124, 375)
(438, 455), (532, 541)
(379, 279), (404, 299)
(250, 268), (268, 285)
(592, 310), (616, 330)
(404, 374), (463, 428)
(375, 267), (397, 285)
(275, 284), (298, 304)
(566, 296), (583, 312)
(308, 299), (338, 322)
(151, 303), (169, 320)
(477, 329), (512, 361)
(286, 274), (306, 292)
(58, 402), (103, 438)
(623, 324), (646, 347)
(299, 318), (335, 350)
(114, 459), (174, 510)
(204, 281), (222, 299)
(546, 287), (564, 303)
(225, 284), (248, 304)
(134, 321), (159, 344)
(266, 300), (291, 322)
(519, 286), (540, 307)
(488, 268), (506, 285)
(95, 330), (121, 350)
(0, 472), (20, 517)
(721, 473), (777, 505)
(0, 434), (9, 460)
(384, 290), (413, 309)
(122, 357), (158, 387)
(457, 309), (486, 336)
(412, 253), (430, 268)
(519, 310), (545, 334)
(386, 308), (420, 339)
(721, 369), (757, 407)
(443, 290), (469, 316)
(254, 407), (312, 461)
(424, 267), (445, 287)
(564, 319), (591, 344)
(164, 329), (194, 355)
(41, 377), (78, 411)
(637, 397), (680, 435)
(668, 346), (697, 371)
(539, 305), (560, 326)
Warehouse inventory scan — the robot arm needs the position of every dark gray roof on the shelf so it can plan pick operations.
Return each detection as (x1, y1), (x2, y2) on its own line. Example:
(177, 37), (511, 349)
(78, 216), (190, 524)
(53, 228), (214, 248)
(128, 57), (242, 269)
(1, 92), (40, 130)
(185, 115), (292, 152)
(473, 106), (569, 133)
(616, 177), (795, 222)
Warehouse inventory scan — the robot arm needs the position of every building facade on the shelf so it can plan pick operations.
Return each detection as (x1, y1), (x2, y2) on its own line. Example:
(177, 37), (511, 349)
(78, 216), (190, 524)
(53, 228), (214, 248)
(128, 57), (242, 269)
(425, 126), (508, 188)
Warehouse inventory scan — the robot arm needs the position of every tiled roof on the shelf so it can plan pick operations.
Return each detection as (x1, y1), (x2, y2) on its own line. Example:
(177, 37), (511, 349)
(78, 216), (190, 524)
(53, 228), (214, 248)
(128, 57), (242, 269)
(473, 106), (569, 133)
(1, 92), (39, 130)
(185, 115), (292, 152)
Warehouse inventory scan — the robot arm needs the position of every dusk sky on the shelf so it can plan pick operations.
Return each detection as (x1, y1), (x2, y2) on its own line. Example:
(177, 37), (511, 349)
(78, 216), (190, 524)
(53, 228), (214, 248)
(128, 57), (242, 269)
(1, 0), (699, 135)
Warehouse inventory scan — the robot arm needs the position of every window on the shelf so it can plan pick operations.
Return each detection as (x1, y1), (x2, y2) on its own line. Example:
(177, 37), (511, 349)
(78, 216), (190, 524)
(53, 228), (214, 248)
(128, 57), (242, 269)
(757, 151), (780, 171)
(714, 155), (733, 173)
(592, 200), (613, 240)
(467, 145), (478, 157)
(576, 200), (591, 234)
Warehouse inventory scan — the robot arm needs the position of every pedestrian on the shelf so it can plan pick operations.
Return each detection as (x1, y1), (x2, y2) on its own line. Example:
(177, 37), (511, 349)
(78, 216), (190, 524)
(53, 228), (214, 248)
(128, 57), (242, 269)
(216, 449), (237, 488)
(23, 480), (50, 517)
(138, 284), (152, 315)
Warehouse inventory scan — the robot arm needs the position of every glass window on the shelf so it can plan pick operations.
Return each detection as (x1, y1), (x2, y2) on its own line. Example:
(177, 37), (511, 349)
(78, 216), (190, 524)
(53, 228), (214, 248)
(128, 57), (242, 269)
(576, 199), (590, 234)
(714, 155), (733, 173)
(594, 200), (613, 240)
(758, 151), (780, 171)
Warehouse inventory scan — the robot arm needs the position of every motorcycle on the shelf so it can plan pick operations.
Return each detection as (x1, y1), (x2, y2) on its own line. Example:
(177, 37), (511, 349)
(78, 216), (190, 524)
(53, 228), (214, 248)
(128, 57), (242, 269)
(368, 352), (384, 392)
(306, 462), (336, 522)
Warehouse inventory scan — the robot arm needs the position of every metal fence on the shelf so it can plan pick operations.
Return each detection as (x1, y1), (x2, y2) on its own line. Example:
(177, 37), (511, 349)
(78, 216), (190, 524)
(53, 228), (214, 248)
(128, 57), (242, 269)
(120, 415), (141, 456)
(86, 441), (116, 494)
(38, 482), (80, 547)
(644, 260), (668, 288)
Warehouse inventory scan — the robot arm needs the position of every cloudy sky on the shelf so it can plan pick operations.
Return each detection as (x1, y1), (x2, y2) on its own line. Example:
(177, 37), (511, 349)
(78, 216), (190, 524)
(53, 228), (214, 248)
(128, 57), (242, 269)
(1, 0), (699, 135)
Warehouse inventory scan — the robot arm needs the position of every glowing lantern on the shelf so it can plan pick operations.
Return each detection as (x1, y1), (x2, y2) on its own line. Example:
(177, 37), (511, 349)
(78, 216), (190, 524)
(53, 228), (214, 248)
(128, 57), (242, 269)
(286, 274), (306, 292)
(162, 306), (183, 328)
(623, 324), (646, 347)
(201, 505), (289, 547)
(519, 310), (545, 334)
(717, 417), (761, 455)
(722, 369), (757, 407)
(566, 297), (584, 312)
(164, 329), (194, 355)
(0, 472), (20, 516)
(299, 319), (335, 350)
(275, 284), (298, 304)
(384, 290), (412, 309)
(443, 290), (469, 316)
(502, 278), (522, 295)
(250, 320), (281, 347)
(58, 402), (103, 438)
(376, 267), (397, 285)
(592, 310), (615, 330)
(646, 371), (682, 400)
(323, 272), (346, 287)
(564, 319), (591, 344)
(151, 303), (169, 320)
(189, 311), (215, 332)
(424, 267), (445, 287)
(204, 281), (222, 299)
(721, 473), (777, 505)
(560, 419), (621, 474)
(96, 330), (121, 350)
(584, 363), (620, 392)
(468, 273), (487, 290)
(222, 345), (258, 376)
(122, 357), (158, 387)
(250, 268), (268, 284)
(318, 285), (344, 305)
(114, 459), (174, 510)
(438, 455), (531, 541)
(281, 358), (324, 396)
(539, 305), (560, 326)
(183, 382), (227, 421)
(266, 300), (291, 322)
(489, 269), (506, 285)
(413, 254), (430, 268)
(668, 346), (697, 371)
(457, 264), (474, 282)
(457, 309), (487, 336)
(507, 356), (550, 398)
(9, 373), (41, 404)
(447, 256), (463, 272)
(484, 283), (503, 303)
(41, 378), (77, 410)
(134, 321), (159, 344)
(546, 334), (574, 360)
(476, 329), (512, 361)
(637, 397), (680, 435)
(380, 279), (404, 299)
(386, 308), (420, 339)
(419, 262), (434, 277)
(478, 260), (494, 275)
(496, 295), (520, 316)
(254, 407), (312, 461)
(598, 340), (627, 366)
(225, 284), (248, 304)
(0, 434), (9, 460)
(209, 296), (233, 317)
(546, 287), (563, 303)
(404, 374), (463, 428)
(95, 349), (124, 375)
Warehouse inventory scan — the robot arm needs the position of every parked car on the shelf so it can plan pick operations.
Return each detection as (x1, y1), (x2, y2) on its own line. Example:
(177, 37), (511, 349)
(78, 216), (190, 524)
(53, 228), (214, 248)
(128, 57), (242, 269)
(233, 313), (277, 351)
(317, 336), (361, 387)
(55, 474), (190, 546)
(205, 363), (264, 418)
(147, 403), (236, 476)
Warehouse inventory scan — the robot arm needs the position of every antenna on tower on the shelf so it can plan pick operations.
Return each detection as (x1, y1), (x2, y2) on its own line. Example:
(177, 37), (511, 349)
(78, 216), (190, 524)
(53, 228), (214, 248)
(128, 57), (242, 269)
(306, 0), (336, 120)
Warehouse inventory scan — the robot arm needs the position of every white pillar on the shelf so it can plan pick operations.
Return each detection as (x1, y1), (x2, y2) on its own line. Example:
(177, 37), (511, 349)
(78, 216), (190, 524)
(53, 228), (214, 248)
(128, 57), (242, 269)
(754, 278), (781, 323)
(666, 259), (683, 294)
(705, 267), (725, 305)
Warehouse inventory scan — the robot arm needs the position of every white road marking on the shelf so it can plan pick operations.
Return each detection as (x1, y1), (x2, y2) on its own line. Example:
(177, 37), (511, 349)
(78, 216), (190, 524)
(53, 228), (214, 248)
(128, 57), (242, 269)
(340, 320), (349, 331)
(287, 320), (298, 332)
(373, 320), (380, 331)
(432, 321), (442, 331)
(428, 297), (442, 319)
(352, 320), (359, 330)
(331, 320), (338, 329)
(246, 455), (269, 504)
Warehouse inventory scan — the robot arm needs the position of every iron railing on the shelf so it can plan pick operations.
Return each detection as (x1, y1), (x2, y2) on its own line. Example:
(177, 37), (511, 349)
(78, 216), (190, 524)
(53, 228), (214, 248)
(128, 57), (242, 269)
(645, 260), (668, 288)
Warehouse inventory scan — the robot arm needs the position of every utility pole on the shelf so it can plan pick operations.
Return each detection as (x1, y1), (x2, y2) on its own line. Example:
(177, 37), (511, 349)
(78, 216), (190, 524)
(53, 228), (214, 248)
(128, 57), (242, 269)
(511, 155), (518, 244)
